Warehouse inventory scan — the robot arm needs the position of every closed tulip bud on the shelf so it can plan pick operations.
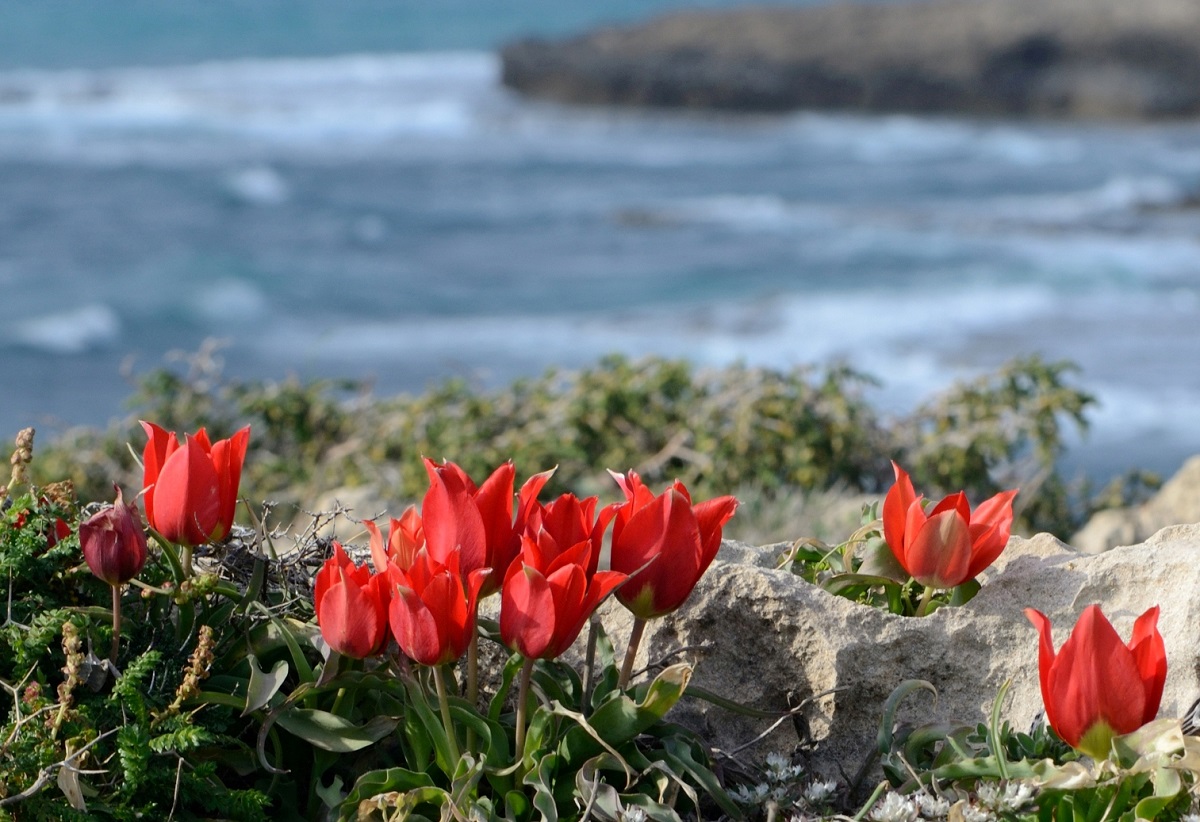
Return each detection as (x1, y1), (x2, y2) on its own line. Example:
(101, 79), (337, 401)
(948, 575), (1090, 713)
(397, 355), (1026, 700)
(1026, 605), (1166, 760)
(140, 421), (250, 547)
(314, 543), (391, 660)
(80, 486), (148, 586)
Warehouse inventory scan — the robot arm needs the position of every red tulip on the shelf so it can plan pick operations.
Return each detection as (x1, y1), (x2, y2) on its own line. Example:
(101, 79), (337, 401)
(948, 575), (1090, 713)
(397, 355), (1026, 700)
(524, 493), (604, 576)
(140, 421), (250, 547)
(881, 462), (1017, 589)
(1026, 605), (1166, 759)
(79, 487), (147, 586)
(365, 506), (424, 573)
(388, 547), (488, 667)
(603, 470), (737, 620)
(500, 534), (625, 660)
(314, 542), (390, 659)
(421, 459), (552, 595)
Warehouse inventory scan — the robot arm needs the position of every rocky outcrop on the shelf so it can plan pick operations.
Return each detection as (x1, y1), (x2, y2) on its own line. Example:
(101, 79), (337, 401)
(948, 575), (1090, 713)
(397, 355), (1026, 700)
(501, 0), (1200, 118)
(1073, 455), (1200, 553)
(602, 528), (1200, 786)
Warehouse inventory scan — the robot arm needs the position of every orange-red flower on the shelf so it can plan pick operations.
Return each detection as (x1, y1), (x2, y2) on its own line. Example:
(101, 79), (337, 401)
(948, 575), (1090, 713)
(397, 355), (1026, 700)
(421, 459), (551, 595)
(365, 506), (424, 573)
(388, 548), (488, 667)
(881, 462), (1017, 589)
(603, 470), (737, 620)
(1026, 605), (1166, 759)
(314, 542), (391, 659)
(79, 487), (147, 586)
(140, 421), (250, 547)
(500, 534), (624, 660)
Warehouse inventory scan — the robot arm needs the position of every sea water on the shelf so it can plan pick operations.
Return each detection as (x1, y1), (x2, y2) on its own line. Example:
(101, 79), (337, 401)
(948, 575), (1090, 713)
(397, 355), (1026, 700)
(2, 0), (1199, 481)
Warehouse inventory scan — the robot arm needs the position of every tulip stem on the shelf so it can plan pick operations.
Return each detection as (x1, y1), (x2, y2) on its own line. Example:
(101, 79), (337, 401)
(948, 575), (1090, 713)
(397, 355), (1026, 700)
(514, 657), (535, 763)
(179, 545), (194, 579)
(916, 585), (936, 617)
(465, 632), (479, 753)
(433, 664), (461, 765)
(618, 617), (647, 690)
(109, 584), (122, 665)
(581, 615), (599, 715)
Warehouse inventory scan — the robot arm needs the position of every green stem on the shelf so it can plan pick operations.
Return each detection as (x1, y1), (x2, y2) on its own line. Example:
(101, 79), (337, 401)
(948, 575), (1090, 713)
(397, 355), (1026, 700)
(179, 545), (194, 579)
(618, 616), (646, 690)
(581, 615), (599, 715)
(109, 584), (121, 665)
(433, 665), (461, 765)
(916, 585), (937, 618)
(330, 687), (347, 717)
(513, 657), (535, 763)
(465, 632), (478, 754)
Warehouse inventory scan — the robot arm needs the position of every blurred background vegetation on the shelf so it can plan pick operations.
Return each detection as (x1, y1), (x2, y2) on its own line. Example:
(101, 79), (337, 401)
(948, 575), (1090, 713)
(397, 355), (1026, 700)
(26, 348), (1157, 546)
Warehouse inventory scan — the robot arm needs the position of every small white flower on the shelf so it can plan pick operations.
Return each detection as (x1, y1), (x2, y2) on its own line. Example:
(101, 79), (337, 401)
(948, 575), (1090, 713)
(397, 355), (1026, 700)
(804, 780), (838, 805)
(914, 791), (950, 819)
(618, 807), (647, 822)
(868, 792), (918, 822)
(731, 783), (770, 806)
(977, 781), (1036, 812)
(960, 803), (995, 822)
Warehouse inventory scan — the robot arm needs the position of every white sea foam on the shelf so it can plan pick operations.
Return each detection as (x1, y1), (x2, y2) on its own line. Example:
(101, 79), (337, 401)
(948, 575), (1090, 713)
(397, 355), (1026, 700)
(785, 113), (1084, 166)
(224, 166), (290, 205)
(9, 304), (120, 354)
(0, 52), (500, 161)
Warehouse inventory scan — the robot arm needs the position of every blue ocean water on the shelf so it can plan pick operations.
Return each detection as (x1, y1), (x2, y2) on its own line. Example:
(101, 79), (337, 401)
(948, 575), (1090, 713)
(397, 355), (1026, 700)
(2, 1), (1200, 481)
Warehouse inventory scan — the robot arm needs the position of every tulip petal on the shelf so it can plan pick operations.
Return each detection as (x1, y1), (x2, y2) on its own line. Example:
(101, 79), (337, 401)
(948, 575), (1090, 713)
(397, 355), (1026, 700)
(500, 563), (556, 659)
(1025, 608), (1062, 737)
(320, 568), (386, 660)
(693, 494), (738, 570)
(882, 462), (919, 560)
(153, 435), (222, 545)
(209, 426), (250, 542)
(1051, 605), (1146, 752)
(1129, 605), (1167, 725)
(904, 509), (972, 588)
(966, 489), (1018, 577)
(422, 467), (488, 573)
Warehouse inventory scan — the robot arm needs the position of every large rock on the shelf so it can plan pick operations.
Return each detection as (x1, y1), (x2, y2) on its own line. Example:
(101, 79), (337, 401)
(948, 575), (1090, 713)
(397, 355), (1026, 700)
(599, 527), (1200, 788)
(501, 0), (1200, 118)
(1073, 455), (1200, 553)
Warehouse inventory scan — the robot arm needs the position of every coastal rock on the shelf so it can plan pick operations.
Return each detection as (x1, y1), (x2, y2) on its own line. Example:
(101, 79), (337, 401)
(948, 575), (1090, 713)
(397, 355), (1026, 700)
(601, 529), (1200, 786)
(501, 0), (1200, 118)
(1072, 455), (1200, 553)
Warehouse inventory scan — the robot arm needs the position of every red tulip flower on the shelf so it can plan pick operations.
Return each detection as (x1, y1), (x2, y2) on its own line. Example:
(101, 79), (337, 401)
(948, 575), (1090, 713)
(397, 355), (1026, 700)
(421, 458), (551, 595)
(140, 421), (250, 547)
(500, 534), (625, 660)
(388, 548), (489, 667)
(882, 462), (1017, 589)
(1026, 605), (1166, 759)
(314, 542), (391, 659)
(365, 506), (424, 573)
(79, 486), (148, 586)
(603, 470), (738, 620)
(524, 492), (604, 576)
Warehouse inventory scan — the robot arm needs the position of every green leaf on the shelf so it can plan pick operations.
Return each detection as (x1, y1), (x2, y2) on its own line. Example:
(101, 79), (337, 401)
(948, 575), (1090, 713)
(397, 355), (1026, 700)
(856, 539), (909, 582)
(878, 680), (937, 755)
(274, 708), (398, 752)
(242, 653), (289, 716)
(337, 767), (436, 822)
(949, 578), (982, 606)
(558, 663), (691, 768)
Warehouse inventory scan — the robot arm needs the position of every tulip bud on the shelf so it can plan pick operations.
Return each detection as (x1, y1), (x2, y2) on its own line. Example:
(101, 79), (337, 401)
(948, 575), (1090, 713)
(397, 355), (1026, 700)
(80, 487), (148, 586)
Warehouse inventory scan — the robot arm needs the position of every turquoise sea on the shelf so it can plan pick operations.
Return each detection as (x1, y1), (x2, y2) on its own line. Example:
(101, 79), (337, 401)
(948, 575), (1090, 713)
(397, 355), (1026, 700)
(3, 0), (1200, 481)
